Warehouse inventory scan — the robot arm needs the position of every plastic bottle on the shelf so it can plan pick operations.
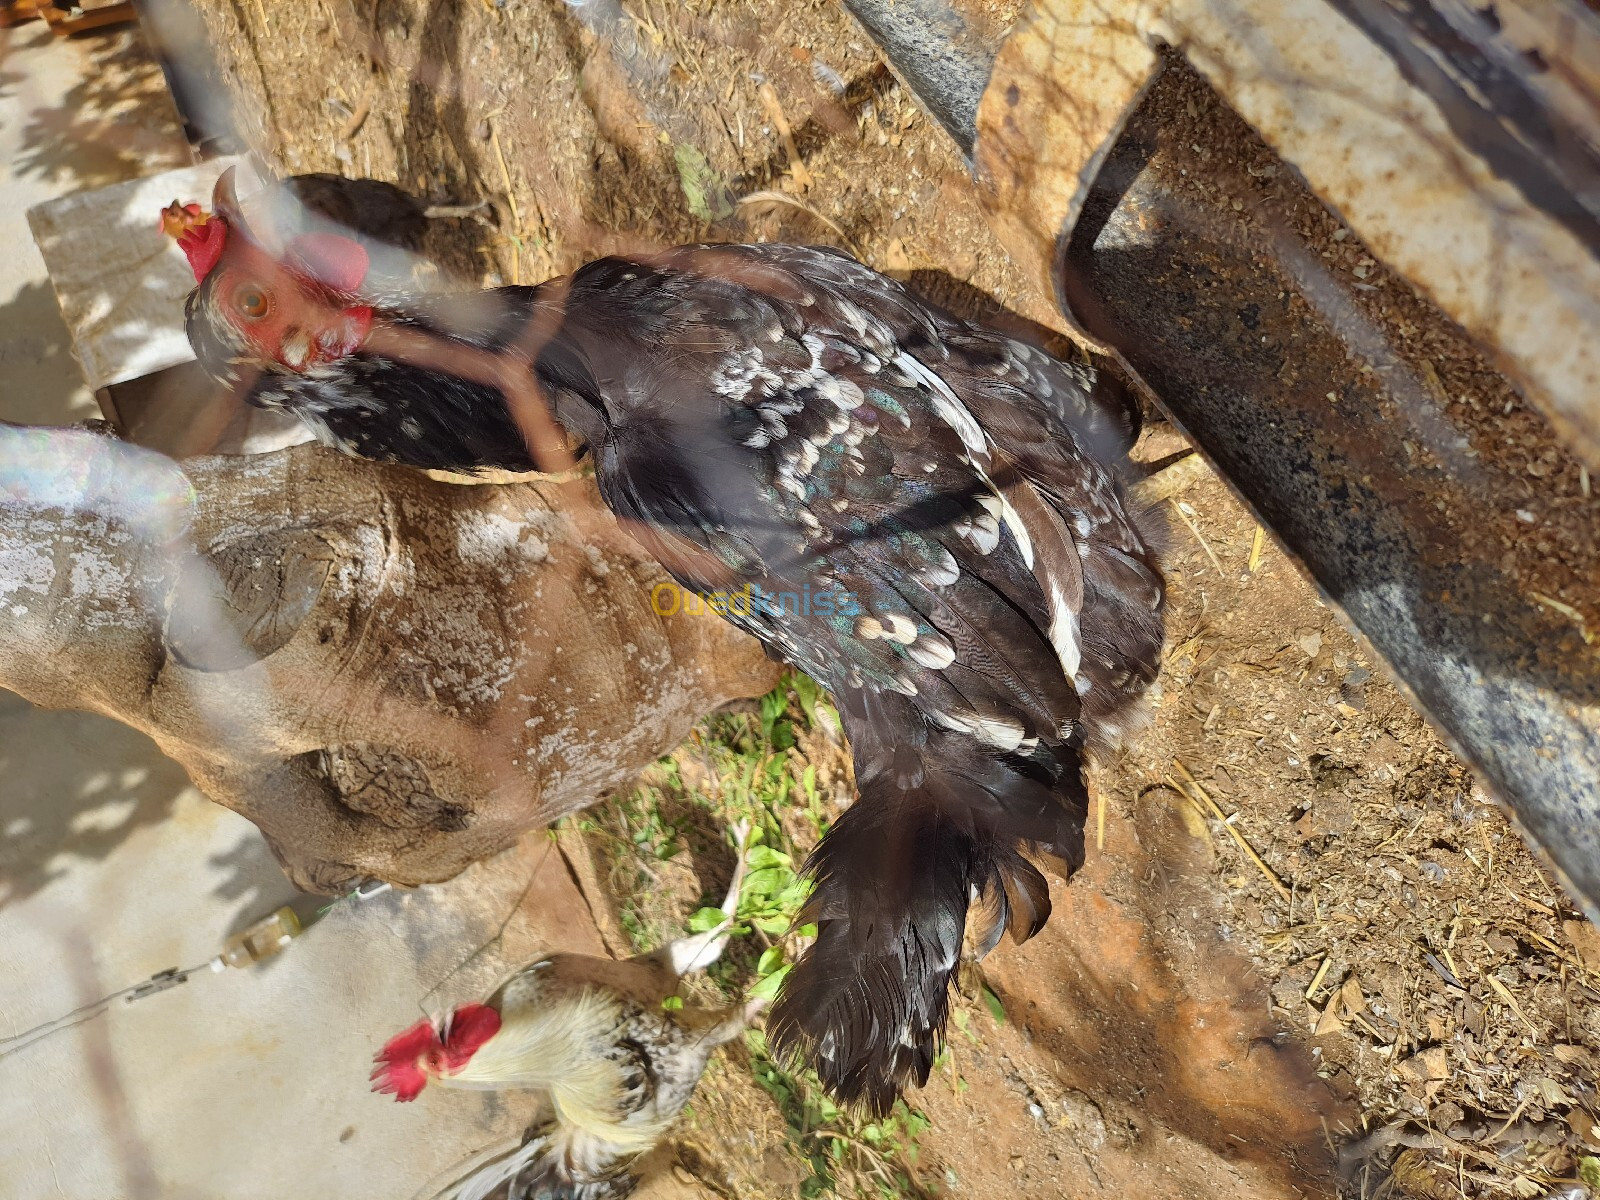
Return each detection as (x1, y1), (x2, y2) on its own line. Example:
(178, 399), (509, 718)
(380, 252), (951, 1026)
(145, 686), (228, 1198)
(209, 907), (302, 970)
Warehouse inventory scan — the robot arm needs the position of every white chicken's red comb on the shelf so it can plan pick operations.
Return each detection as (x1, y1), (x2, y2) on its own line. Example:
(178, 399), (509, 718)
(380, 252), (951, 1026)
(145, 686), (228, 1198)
(371, 1018), (438, 1102)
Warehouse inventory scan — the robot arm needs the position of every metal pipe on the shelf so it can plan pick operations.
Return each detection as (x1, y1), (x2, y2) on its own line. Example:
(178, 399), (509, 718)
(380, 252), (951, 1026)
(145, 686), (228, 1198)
(838, 0), (990, 155)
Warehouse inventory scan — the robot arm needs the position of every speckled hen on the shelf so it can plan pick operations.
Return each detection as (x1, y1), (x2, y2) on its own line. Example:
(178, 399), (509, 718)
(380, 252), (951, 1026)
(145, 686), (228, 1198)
(170, 169), (1166, 1115)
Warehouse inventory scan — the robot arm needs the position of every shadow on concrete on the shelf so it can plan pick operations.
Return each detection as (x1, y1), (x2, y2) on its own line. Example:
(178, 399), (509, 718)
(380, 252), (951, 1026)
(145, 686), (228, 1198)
(0, 33), (28, 102)
(208, 832), (315, 951)
(0, 700), (282, 939)
(0, 278), (97, 425)
(0, 690), (302, 964)
(0, 693), (192, 908)
(7, 23), (188, 193)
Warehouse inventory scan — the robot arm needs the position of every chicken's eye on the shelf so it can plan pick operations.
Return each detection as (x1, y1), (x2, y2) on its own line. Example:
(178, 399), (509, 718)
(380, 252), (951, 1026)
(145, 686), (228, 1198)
(233, 285), (271, 321)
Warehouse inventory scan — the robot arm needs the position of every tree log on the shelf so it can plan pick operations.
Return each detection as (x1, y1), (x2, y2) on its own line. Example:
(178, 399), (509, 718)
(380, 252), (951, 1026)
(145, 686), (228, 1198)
(0, 425), (779, 891)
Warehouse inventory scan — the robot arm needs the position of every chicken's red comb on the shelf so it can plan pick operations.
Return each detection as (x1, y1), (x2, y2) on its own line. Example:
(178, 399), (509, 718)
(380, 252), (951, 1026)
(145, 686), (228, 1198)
(371, 1018), (440, 1103)
(160, 200), (227, 282)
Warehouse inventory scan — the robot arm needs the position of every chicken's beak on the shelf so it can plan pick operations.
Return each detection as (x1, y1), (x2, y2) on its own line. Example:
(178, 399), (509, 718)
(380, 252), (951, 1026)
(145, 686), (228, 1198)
(281, 307), (373, 371)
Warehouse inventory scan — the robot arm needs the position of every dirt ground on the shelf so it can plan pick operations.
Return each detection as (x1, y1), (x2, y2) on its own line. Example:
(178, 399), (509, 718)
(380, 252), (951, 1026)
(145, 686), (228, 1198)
(181, 2), (1600, 1197)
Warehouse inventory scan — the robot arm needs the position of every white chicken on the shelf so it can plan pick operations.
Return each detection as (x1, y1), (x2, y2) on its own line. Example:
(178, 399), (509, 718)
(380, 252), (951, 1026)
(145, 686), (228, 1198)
(374, 836), (758, 1200)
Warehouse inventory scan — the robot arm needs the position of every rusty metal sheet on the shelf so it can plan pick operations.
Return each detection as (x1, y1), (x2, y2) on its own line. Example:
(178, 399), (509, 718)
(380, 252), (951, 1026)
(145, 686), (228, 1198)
(1150, 0), (1600, 475)
(839, 0), (1003, 154)
(967, 1), (1158, 317)
(1318, 0), (1600, 255)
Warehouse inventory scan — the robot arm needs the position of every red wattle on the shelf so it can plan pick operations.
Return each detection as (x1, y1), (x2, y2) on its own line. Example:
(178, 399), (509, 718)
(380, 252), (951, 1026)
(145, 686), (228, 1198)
(441, 1003), (501, 1069)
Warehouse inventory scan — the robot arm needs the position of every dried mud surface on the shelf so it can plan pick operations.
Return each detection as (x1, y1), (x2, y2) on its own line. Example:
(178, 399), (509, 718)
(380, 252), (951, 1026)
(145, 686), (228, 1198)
(189, 2), (1600, 1196)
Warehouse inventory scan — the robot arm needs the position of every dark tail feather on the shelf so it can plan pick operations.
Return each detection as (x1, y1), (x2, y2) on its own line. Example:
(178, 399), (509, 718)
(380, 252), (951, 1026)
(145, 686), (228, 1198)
(768, 738), (1085, 1116)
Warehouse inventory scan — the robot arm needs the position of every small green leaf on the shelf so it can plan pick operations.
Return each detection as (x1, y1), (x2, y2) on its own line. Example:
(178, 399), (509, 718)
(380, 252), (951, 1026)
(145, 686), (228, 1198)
(759, 687), (787, 741)
(981, 985), (1006, 1025)
(757, 945), (787, 976)
(746, 845), (792, 871)
(775, 879), (813, 911)
(687, 906), (727, 933)
(792, 672), (820, 724)
(1580, 1158), (1600, 1189)
(661, 994), (684, 1011)
(747, 963), (793, 1001)
(743, 867), (788, 899)
(753, 915), (791, 936)
(795, 923), (818, 940)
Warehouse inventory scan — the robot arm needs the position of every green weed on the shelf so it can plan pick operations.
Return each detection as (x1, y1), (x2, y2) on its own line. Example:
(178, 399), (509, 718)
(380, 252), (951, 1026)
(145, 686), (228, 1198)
(613, 672), (937, 1198)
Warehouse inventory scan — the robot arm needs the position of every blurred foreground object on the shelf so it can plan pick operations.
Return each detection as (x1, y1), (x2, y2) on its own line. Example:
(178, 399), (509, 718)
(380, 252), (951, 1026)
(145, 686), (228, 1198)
(846, 0), (1600, 920)
(0, 425), (778, 891)
(378, 839), (757, 1200)
(228, 170), (487, 294)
